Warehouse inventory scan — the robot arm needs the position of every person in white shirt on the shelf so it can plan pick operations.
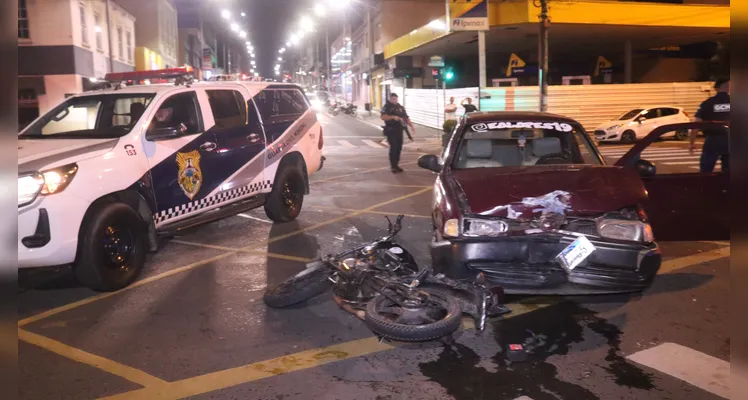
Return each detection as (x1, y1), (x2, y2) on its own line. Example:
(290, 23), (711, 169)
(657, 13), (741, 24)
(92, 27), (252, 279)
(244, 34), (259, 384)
(444, 97), (457, 121)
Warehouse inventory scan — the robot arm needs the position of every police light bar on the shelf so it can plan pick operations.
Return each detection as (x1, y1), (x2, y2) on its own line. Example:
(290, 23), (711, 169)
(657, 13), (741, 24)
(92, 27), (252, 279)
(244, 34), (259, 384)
(104, 66), (195, 83)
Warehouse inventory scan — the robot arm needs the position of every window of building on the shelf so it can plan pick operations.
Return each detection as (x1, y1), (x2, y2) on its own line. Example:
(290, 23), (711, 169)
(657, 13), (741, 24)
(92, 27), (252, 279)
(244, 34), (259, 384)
(79, 3), (88, 46)
(126, 31), (132, 62)
(117, 27), (123, 60)
(94, 12), (103, 50)
(205, 90), (247, 129)
(18, 0), (29, 39)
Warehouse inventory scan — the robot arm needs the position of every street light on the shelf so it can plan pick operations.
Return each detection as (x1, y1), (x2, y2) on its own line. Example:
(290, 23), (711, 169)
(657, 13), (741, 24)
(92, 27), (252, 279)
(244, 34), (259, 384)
(278, 57), (282, 61)
(230, 23), (239, 32)
(279, 48), (286, 53)
(240, 12), (246, 17)
(221, 10), (230, 19)
(314, 4), (326, 16)
(239, 31), (247, 38)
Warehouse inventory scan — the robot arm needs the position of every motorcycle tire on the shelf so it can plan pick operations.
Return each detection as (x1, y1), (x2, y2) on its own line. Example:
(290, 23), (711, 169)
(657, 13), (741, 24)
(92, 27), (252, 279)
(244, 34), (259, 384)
(263, 261), (333, 308)
(364, 288), (462, 342)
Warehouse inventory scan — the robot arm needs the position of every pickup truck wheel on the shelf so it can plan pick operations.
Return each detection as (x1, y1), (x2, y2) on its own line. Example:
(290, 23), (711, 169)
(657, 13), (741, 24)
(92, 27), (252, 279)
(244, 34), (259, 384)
(75, 202), (147, 292)
(264, 164), (305, 222)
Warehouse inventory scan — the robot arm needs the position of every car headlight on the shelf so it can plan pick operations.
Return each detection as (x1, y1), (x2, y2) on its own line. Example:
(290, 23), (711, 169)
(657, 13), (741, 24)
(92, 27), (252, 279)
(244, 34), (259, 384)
(18, 164), (79, 207)
(606, 124), (622, 131)
(443, 219), (459, 238)
(597, 219), (654, 243)
(18, 173), (45, 207)
(462, 218), (509, 237)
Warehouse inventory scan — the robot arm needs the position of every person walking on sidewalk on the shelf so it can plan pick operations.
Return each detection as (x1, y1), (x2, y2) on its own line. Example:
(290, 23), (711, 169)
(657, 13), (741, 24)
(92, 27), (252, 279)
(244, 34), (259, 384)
(690, 77), (730, 173)
(381, 93), (415, 173)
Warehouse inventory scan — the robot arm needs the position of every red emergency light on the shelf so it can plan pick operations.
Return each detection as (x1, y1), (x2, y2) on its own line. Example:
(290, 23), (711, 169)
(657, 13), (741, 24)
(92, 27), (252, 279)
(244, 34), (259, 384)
(104, 66), (195, 83)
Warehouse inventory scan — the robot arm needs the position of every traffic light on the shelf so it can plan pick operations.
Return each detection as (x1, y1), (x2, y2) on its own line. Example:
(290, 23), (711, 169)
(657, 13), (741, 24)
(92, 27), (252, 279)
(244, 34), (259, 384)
(444, 68), (455, 81)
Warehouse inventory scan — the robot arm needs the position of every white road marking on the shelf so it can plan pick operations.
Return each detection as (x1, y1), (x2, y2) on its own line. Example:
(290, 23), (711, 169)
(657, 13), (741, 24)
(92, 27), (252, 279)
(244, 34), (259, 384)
(600, 149), (697, 156)
(362, 139), (385, 149)
(337, 140), (356, 148)
(627, 342), (729, 399)
(668, 160), (721, 165)
(640, 156), (701, 161)
(237, 213), (272, 223)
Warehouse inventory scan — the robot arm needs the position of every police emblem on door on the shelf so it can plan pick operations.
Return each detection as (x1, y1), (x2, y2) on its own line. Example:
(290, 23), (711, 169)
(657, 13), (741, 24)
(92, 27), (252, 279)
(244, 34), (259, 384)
(176, 150), (202, 200)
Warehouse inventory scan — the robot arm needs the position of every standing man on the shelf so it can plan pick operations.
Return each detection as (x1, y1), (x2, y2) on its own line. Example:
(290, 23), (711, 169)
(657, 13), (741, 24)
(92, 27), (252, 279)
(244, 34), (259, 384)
(690, 77), (730, 173)
(381, 93), (415, 173)
(461, 97), (478, 114)
(444, 97), (458, 121)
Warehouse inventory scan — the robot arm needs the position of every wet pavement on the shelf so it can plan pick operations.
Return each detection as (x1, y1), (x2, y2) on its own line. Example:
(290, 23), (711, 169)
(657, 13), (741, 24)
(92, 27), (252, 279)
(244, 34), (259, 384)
(18, 111), (729, 400)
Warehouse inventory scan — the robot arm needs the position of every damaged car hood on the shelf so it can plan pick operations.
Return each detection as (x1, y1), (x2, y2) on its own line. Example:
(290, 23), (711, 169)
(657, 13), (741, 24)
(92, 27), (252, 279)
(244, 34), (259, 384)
(449, 165), (647, 218)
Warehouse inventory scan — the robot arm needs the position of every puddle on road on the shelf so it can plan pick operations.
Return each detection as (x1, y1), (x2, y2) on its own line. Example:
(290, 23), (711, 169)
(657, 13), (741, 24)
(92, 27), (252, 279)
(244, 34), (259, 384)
(418, 302), (655, 400)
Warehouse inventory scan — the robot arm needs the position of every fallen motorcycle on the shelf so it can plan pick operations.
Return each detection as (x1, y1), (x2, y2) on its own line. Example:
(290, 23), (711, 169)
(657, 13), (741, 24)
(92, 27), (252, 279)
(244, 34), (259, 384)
(263, 215), (511, 342)
(329, 101), (341, 116)
(342, 103), (358, 116)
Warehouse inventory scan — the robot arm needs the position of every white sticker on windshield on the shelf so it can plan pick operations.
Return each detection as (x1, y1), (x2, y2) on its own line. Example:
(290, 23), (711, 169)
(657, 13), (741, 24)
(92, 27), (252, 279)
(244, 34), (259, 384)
(471, 121), (573, 132)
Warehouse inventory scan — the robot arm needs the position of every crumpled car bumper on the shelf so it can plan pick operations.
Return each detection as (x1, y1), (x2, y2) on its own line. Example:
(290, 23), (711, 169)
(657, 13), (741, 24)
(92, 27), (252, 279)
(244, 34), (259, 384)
(430, 233), (661, 295)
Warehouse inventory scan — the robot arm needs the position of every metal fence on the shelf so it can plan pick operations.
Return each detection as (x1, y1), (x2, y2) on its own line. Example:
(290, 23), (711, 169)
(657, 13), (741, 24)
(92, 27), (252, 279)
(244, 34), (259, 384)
(400, 82), (714, 132)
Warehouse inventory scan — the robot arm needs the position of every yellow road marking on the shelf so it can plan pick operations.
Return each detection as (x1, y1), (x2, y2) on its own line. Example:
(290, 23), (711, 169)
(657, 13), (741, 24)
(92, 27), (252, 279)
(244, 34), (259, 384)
(19, 328), (167, 388)
(310, 204), (431, 219)
(19, 188), (431, 328)
(99, 298), (558, 400)
(311, 161), (417, 183)
(18, 252), (238, 327)
(658, 246), (730, 274)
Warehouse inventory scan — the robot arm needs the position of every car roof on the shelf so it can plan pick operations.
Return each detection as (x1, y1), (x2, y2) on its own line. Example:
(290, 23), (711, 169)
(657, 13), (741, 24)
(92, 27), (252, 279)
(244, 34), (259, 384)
(73, 80), (303, 97)
(463, 111), (581, 125)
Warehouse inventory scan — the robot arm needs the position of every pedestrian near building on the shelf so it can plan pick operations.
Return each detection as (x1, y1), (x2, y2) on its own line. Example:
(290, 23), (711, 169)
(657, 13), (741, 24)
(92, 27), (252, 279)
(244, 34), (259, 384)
(445, 97), (458, 121)
(381, 93), (415, 173)
(690, 77), (730, 173)
(461, 97), (478, 114)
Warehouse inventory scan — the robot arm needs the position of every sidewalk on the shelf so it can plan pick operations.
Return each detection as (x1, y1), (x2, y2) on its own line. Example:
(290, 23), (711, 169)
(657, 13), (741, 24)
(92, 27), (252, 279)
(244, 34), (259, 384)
(354, 109), (443, 152)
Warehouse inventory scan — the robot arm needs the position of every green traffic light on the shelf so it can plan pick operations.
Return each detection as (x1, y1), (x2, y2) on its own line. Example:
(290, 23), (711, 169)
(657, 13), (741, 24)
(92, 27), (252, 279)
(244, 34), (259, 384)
(445, 71), (454, 80)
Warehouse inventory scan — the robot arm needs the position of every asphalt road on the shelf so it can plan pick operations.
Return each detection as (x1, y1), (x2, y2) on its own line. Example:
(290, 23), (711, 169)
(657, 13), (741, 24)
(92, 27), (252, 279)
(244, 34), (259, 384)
(18, 111), (730, 400)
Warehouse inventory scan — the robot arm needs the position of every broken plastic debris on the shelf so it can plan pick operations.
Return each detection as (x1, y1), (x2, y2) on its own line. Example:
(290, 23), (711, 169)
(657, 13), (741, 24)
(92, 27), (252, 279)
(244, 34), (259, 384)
(506, 344), (528, 362)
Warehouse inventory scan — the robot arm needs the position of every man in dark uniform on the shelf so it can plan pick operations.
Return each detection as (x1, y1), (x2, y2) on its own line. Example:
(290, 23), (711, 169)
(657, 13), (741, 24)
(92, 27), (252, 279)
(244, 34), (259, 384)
(690, 77), (730, 173)
(381, 93), (415, 173)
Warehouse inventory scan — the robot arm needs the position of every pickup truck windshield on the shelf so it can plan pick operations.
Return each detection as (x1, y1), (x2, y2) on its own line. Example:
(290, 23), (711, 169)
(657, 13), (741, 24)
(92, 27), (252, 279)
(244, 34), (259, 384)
(19, 93), (155, 139)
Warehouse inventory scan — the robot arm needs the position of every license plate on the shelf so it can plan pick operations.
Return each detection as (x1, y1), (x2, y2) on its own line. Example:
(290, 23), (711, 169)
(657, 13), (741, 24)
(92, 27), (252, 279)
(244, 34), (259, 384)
(556, 236), (596, 273)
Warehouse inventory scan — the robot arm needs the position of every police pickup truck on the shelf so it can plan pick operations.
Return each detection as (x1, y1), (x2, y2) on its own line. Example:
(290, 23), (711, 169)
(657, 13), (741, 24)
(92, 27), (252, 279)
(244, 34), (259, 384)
(18, 67), (325, 291)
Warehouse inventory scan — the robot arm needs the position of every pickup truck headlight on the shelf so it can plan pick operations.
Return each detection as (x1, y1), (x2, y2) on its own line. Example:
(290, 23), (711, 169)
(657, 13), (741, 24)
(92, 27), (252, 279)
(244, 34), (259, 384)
(18, 164), (79, 207)
(597, 219), (654, 243)
(462, 218), (508, 237)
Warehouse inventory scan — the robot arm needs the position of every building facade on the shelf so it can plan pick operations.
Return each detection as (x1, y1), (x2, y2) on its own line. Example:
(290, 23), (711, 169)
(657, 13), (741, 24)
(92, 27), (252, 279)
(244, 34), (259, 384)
(117, 0), (178, 71)
(18, 0), (136, 123)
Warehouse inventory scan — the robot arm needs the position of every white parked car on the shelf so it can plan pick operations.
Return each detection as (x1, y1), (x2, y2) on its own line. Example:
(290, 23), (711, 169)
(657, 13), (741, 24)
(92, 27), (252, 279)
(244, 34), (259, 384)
(18, 67), (325, 291)
(594, 106), (691, 143)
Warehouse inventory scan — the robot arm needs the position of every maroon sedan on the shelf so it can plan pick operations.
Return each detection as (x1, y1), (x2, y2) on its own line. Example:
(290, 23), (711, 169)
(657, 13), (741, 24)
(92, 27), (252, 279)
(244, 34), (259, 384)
(418, 112), (728, 294)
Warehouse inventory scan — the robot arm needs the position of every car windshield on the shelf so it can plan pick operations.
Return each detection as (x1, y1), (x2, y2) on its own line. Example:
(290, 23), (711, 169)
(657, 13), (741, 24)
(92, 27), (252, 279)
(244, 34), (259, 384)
(618, 109), (644, 120)
(19, 93), (155, 139)
(452, 121), (602, 169)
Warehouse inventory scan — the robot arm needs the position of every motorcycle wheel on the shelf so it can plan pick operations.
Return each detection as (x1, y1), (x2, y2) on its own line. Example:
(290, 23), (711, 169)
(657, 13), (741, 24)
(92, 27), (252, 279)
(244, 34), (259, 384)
(364, 288), (462, 342)
(263, 261), (333, 308)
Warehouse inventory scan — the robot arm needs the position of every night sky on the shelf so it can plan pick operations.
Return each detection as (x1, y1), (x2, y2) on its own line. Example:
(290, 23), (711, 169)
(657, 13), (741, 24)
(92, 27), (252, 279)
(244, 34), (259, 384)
(238, 0), (341, 77)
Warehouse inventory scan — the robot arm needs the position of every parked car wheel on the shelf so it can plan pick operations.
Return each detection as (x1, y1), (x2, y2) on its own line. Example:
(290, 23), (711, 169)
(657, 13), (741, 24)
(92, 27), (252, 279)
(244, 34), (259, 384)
(265, 163), (305, 222)
(75, 202), (147, 292)
(621, 131), (637, 143)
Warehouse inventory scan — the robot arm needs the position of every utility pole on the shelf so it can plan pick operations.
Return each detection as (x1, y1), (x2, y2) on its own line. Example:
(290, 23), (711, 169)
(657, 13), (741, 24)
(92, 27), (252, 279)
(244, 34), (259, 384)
(326, 26), (331, 91)
(366, 6), (373, 115)
(105, 0), (114, 73)
(539, 0), (550, 112)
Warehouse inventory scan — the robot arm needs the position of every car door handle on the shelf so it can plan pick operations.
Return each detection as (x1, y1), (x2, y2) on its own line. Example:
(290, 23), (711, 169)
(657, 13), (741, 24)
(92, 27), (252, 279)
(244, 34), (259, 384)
(248, 133), (261, 143)
(200, 142), (217, 152)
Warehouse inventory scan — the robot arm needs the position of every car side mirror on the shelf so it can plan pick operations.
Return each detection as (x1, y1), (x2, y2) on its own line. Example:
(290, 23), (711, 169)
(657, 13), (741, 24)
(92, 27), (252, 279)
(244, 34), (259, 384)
(418, 154), (442, 173)
(636, 159), (656, 177)
(147, 126), (182, 141)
